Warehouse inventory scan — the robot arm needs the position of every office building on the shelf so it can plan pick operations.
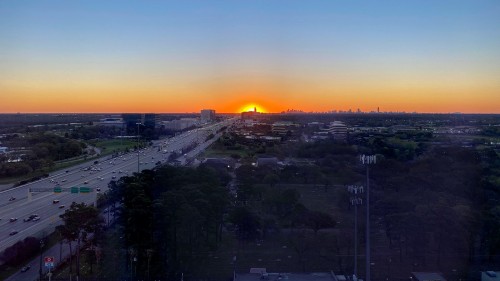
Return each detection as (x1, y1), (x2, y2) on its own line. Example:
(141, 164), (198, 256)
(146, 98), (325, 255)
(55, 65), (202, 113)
(201, 109), (216, 123)
(324, 121), (348, 142)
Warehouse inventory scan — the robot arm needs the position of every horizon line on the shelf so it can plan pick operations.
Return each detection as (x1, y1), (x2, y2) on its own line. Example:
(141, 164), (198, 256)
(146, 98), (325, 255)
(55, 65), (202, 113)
(0, 111), (499, 115)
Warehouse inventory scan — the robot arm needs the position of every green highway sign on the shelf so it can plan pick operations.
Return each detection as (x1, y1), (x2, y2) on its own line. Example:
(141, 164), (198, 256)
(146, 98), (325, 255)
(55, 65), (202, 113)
(54, 186), (62, 193)
(79, 187), (91, 193)
(71, 186), (79, 194)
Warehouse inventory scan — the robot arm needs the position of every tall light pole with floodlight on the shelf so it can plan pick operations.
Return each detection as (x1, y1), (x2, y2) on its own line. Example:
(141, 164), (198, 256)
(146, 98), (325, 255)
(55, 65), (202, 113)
(347, 185), (364, 278)
(360, 154), (376, 281)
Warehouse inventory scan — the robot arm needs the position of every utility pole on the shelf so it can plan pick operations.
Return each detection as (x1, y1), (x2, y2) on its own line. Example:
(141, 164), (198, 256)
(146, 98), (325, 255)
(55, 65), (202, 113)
(360, 154), (376, 281)
(347, 185), (363, 278)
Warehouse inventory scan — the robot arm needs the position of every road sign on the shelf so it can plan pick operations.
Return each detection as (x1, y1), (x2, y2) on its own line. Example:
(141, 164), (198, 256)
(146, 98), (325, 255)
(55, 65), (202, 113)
(54, 186), (62, 193)
(71, 186), (79, 194)
(80, 187), (91, 193)
(44, 256), (55, 267)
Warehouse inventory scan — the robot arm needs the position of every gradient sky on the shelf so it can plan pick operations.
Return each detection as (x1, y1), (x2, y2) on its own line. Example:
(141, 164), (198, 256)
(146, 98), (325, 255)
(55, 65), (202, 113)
(1, 0), (499, 113)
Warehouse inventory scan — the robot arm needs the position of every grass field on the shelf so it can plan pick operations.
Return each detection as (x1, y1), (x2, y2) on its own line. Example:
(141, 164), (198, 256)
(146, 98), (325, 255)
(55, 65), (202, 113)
(195, 183), (356, 278)
(94, 139), (138, 155)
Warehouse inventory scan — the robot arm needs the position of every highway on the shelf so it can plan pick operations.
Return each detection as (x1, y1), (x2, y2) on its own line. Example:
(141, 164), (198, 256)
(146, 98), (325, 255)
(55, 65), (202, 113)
(0, 119), (233, 256)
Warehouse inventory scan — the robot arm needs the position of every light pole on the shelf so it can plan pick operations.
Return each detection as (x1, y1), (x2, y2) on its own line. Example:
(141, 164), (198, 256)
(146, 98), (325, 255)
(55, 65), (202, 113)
(39, 239), (45, 281)
(146, 249), (153, 281)
(233, 255), (237, 281)
(136, 123), (143, 173)
(360, 154), (376, 281)
(347, 185), (363, 278)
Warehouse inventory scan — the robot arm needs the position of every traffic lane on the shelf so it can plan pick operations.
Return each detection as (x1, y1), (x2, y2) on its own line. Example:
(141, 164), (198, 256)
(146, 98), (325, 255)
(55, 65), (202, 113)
(0, 188), (97, 250)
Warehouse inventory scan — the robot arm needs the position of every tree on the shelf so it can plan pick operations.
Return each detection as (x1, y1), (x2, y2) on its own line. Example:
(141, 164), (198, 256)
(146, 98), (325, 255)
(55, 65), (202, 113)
(58, 202), (104, 279)
(264, 173), (280, 187)
(229, 206), (261, 241)
(305, 210), (336, 235)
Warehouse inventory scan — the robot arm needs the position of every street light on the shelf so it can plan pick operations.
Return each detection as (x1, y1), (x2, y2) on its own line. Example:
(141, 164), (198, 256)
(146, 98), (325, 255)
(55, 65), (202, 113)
(360, 154), (376, 281)
(146, 249), (153, 281)
(136, 123), (143, 173)
(347, 185), (363, 278)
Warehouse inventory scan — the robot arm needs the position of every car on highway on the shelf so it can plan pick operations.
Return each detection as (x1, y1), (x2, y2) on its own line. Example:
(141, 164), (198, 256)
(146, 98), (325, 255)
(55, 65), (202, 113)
(84, 181), (88, 184)
(10, 218), (17, 222)
(8, 196), (15, 201)
(53, 199), (60, 204)
(9, 230), (18, 236)
(24, 214), (39, 222)
(21, 266), (31, 272)
(59, 205), (65, 209)
(96, 188), (101, 192)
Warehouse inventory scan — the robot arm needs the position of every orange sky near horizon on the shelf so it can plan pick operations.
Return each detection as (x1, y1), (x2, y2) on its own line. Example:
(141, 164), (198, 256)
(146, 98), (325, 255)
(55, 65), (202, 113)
(1, 73), (499, 114)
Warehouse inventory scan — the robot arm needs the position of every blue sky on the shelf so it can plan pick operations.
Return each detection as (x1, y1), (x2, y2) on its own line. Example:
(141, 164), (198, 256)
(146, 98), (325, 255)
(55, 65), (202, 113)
(1, 0), (499, 113)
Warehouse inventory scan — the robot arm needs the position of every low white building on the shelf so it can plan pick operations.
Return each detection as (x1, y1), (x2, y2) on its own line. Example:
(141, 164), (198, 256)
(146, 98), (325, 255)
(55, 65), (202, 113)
(162, 118), (198, 131)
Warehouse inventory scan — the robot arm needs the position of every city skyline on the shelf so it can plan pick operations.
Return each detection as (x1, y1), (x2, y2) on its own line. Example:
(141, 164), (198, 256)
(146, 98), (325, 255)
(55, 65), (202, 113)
(1, 1), (499, 114)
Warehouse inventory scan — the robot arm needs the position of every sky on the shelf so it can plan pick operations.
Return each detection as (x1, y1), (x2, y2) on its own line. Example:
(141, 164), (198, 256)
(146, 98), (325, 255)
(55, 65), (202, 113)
(1, 0), (499, 113)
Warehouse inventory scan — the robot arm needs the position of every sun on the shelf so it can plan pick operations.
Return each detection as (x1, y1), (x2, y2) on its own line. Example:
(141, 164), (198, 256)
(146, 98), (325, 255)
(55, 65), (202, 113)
(238, 104), (266, 113)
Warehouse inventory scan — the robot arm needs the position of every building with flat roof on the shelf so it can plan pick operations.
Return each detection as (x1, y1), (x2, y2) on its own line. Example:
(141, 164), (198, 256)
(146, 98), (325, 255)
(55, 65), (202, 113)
(162, 118), (198, 131)
(144, 113), (159, 129)
(201, 109), (216, 123)
(482, 271), (500, 281)
(237, 271), (336, 281)
(97, 118), (125, 128)
(323, 121), (347, 142)
(411, 272), (446, 281)
(272, 121), (299, 136)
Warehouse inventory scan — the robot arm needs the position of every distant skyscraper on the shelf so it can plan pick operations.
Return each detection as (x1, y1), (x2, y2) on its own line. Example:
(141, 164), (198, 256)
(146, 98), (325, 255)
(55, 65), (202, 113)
(122, 113), (142, 134)
(122, 113), (158, 134)
(201, 109), (216, 123)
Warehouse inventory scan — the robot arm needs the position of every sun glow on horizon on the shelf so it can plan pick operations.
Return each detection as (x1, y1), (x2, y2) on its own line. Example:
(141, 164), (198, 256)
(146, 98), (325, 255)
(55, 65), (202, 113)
(238, 104), (267, 113)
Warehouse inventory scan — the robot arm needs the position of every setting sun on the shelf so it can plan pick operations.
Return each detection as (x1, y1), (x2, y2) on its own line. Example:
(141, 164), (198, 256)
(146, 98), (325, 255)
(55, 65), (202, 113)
(239, 104), (267, 113)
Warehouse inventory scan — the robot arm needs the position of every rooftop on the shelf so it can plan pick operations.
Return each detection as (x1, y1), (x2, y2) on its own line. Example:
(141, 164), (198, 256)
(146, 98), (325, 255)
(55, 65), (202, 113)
(237, 272), (335, 281)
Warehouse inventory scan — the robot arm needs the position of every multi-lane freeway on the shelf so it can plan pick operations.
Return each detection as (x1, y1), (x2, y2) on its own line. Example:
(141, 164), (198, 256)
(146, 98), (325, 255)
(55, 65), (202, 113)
(0, 119), (232, 255)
